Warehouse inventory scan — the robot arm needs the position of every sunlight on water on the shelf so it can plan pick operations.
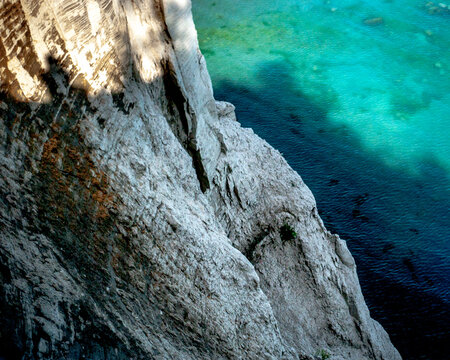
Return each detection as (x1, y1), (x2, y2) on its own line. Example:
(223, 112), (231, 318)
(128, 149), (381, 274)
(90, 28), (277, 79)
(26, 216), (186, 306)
(193, 0), (450, 358)
(194, 0), (450, 176)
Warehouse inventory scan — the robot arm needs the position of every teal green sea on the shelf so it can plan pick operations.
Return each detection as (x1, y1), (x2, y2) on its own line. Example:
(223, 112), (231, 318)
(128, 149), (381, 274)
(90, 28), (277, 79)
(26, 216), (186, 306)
(192, 1), (450, 359)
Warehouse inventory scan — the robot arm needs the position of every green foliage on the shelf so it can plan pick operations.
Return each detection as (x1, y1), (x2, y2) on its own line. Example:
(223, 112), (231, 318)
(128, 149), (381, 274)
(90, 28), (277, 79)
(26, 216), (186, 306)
(315, 349), (331, 360)
(279, 223), (297, 242)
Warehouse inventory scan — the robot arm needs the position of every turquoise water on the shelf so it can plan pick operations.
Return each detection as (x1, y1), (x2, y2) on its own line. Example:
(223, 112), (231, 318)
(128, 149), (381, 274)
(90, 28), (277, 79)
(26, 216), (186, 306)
(192, 1), (450, 358)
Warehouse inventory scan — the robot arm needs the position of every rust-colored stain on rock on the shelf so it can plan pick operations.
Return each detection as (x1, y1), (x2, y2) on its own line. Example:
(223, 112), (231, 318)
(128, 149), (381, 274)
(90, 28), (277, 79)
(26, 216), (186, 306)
(40, 130), (115, 222)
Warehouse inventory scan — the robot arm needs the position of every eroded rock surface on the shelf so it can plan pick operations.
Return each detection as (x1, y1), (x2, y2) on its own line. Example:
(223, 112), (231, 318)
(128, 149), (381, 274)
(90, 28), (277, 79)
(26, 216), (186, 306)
(0, 1), (401, 359)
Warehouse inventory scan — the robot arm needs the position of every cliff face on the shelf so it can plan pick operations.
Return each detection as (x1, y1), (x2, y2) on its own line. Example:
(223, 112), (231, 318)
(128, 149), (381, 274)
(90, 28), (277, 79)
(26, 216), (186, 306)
(0, 1), (401, 359)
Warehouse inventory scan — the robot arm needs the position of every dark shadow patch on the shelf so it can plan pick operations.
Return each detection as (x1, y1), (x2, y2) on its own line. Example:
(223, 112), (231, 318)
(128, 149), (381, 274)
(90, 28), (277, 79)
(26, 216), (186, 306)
(213, 60), (450, 360)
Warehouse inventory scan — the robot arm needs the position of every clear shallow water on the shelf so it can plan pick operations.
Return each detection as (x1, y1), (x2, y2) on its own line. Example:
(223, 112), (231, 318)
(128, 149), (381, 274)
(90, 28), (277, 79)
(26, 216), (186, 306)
(192, 0), (450, 359)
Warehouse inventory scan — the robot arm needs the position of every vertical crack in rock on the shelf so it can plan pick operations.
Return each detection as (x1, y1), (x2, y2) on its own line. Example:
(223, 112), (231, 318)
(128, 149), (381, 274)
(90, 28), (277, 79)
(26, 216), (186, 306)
(161, 58), (210, 192)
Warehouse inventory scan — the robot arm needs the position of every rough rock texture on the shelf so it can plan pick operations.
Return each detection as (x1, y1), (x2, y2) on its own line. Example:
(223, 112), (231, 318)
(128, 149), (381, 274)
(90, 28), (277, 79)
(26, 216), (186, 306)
(0, 1), (401, 359)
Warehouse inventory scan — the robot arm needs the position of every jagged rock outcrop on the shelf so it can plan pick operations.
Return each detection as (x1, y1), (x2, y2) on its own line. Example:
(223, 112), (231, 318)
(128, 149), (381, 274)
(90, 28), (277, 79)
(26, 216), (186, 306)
(0, 1), (401, 359)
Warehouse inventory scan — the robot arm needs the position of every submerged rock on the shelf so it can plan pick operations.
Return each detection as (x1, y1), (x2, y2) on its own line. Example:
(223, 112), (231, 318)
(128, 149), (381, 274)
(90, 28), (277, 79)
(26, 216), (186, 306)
(424, 1), (450, 15)
(0, 1), (401, 359)
(363, 17), (384, 26)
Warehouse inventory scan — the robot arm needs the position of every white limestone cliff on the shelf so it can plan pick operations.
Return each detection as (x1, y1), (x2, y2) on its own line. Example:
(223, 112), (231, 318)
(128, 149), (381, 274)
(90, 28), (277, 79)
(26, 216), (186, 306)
(0, 1), (401, 359)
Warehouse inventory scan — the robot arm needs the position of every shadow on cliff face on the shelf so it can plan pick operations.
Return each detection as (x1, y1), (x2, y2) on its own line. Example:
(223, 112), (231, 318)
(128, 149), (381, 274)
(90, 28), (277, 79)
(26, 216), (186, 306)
(0, 36), (212, 360)
(213, 60), (450, 360)
(0, 59), (217, 359)
(0, 1), (231, 357)
(0, 55), (149, 360)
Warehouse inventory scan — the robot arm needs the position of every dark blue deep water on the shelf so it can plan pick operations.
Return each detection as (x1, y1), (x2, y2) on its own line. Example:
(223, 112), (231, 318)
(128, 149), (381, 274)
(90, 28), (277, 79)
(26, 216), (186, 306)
(192, 1), (450, 359)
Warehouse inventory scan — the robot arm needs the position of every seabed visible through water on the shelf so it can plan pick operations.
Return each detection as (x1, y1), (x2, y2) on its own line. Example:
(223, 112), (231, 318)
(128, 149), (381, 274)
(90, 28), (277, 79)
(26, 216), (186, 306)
(192, 1), (450, 359)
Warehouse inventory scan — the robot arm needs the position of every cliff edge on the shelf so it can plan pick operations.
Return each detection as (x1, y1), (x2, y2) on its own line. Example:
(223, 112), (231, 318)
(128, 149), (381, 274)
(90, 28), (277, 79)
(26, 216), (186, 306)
(0, 1), (401, 359)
